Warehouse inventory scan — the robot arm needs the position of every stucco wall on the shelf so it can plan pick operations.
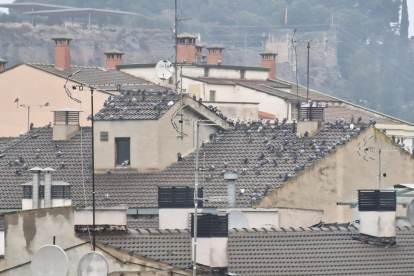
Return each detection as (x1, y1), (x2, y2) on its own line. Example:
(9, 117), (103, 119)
(118, 67), (172, 87)
(202, 101), (259, 120)
(244, 70), (268, 80)
(256, 128), (414, 223)
(94, 101), (219, 172)
(0, 207), (190, 276)
(0, 64), (108, 137)
(0, 231), (4, 256)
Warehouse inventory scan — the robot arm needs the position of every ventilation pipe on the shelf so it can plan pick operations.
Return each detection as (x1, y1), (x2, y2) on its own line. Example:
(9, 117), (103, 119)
(224, 174), (237, 208)
(43, 167), (55, 208)
(29, 167), (42, 209)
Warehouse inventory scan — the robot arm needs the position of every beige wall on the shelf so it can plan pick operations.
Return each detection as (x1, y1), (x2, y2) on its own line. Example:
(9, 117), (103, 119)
(256, 128), (414, 223)
(94, 100), (221, 172)
(244, 70), (268, 80)
(202, 101), (259, 120)
(0, 207), (190, 275)
(118, 66), (172, 87)
(0, 64), (108, 137)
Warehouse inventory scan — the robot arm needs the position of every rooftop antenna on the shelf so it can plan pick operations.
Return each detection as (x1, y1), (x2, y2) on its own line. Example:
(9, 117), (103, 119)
(63, 70), (98, 251)
(174, 0), (192, 140)
(291, 28), (299, 103)
(294, 39), (341, 102)
(357, 135), (412, 189)
(31, 245), (69, 276)
(19, 102), (51, 132)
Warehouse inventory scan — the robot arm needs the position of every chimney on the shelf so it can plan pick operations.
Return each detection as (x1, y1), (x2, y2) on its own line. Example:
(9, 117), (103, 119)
(158, 186), (203, 229)
(260, 51), (277, 79)
(52, 37), (72, 70)
(52, 108), (82, 141)
(224, 174), (237, 208)
(43, 168), (54, 208)
(29, 167), (42, 209)
(0, 58), (7, 73)
(104, 49), (124, 69)
(177, 33), (197, 63)
(357, 190), (397, 245)
(195, 43), (204, 64)
(191, 213), (228, 268)
(206, 44), (225, 65)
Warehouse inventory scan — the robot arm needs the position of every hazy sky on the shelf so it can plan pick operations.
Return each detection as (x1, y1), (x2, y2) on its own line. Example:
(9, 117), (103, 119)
(1, 0), (414, 37)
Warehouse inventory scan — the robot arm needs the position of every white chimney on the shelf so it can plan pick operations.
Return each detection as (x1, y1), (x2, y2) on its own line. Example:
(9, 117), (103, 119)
(29, 167), (42, 209)
(357, 190), (397, 245)
(224, 174), (237, 208)
(43, 167), (55, 208)
(158, 186), (204, 229)
(191, 213), (228, 268)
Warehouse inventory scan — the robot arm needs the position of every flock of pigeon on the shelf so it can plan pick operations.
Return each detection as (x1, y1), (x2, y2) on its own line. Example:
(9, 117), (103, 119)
(90, 89), (181, 121)
(182, 117), (367, 205)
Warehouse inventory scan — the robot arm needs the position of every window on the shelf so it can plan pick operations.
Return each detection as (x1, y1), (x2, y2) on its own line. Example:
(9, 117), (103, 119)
(204, 67), (209, 77)
(115, 138), (130, 165)
(290, 103), (298, 121)
(210, 90), (216, 102)
(100, 132), (108, 142)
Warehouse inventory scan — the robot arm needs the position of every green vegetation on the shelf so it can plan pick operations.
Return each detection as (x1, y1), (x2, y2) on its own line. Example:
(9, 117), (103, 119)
(3, 0), (414, 122)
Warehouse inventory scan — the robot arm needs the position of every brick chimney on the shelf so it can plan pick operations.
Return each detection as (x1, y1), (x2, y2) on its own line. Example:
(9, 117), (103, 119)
(0, 58), (7, 73)
(206, 44), (225, 65)
(104, 49), (124, 69)
(260, 50), (277, 79)
(52, 37), (72, 70)
(177, 32), (197, 63)
(196, 43), (204, 64)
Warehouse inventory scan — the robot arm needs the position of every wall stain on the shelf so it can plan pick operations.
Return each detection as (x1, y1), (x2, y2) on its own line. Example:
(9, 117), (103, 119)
(22, 213), (36, 254)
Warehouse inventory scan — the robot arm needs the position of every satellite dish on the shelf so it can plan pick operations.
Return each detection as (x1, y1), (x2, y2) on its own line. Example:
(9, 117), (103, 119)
(227, 210), (248, 229)
(155, 60), (173, 80)
(31, 245), (69, 276)
(77, 251), (109, 276)
(407, 199), (414, 226)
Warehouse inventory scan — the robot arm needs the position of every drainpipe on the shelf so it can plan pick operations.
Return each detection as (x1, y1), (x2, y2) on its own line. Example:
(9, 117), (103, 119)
(43, 167), (55, 208)
(224, 173), (238, 208)
(29, 167), (42, 209)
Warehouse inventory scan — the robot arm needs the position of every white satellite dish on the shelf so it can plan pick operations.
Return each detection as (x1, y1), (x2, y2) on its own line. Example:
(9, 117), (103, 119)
(406, 199), (414, 226)
(77, 251), (109, 276)
(31, 245), (69, 276)
(227, 210), (248, 229)
(155, 60), (174, 80)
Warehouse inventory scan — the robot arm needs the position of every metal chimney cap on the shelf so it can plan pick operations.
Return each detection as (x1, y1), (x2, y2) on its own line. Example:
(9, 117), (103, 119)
(224, 173), (238, 180)
(29, 167), (43, 171)
(42, 167), (55, 172)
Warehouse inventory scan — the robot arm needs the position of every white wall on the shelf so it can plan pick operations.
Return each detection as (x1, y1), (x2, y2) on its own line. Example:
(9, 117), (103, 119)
(244, 70), (268, 80)
(118, 67), (172, 87)
(0, 231), (4, 256)
(22, 199), (72, 210)
(159, 208), (196, 229)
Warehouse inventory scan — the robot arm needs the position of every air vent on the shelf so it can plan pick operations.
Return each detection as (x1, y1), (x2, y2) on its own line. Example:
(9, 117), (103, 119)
(100, 132), (109, 142)
(191, 213), (228, 238)
(298, 106), (324, 121)
(358, 190), (396, 212)
(158, 186), (203, 208)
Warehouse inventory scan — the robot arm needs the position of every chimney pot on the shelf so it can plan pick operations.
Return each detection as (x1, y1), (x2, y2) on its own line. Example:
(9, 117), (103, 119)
(52, 37), (72, 70)
(104, 49), (124, 69)
(206, 44), (225, 65)
(260, 51), (277, 80)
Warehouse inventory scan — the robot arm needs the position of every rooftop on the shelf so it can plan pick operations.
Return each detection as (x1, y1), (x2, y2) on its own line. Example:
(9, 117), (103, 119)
(26, 63), (166, 92)
(206, 44), (225, 49)
(104, 49), (124, 55)
(93, 91), (181, 121)
(0, 120), (368, 210)
(177, 32), (197, 39)
(91, 226), (414, 275)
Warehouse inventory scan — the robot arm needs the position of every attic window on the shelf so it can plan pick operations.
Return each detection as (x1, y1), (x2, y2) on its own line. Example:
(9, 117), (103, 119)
(115, 137), (130, 166)
(100, 132), (109, 142)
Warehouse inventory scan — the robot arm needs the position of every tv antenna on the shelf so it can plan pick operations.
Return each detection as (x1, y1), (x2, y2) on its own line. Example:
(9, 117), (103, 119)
(31, 245), (69, 276)
(155, 60), (174, 80)
(19, 103), (52, 131)
(357, 135), (412, 189)
(294, 39), (341, 102)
